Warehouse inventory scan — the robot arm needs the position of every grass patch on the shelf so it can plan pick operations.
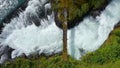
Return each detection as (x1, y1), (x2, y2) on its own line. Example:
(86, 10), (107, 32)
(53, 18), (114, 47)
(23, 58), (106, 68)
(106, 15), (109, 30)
(82, 27), (120, 64)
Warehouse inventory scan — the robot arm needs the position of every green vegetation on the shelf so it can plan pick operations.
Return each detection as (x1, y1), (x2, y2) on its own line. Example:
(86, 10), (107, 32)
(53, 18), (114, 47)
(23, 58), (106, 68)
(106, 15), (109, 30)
(51, 0), (107, 22)
(82, 27), (120, 64)
(1, 27), (120, 68)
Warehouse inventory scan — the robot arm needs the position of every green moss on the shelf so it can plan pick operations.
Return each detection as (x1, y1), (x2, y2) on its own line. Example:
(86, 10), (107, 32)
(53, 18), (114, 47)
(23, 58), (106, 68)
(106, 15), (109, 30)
(90, 0), (105, 9)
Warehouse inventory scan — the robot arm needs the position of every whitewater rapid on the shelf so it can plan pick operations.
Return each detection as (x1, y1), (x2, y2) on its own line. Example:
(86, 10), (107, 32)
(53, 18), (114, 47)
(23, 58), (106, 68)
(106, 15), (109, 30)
(0, 0), (120, 63)
(0, 0), (26, 23)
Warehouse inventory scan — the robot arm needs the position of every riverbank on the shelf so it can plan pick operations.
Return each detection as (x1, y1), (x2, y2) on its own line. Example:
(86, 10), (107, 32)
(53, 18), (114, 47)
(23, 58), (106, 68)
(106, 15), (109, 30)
(1, 24), (120, 68)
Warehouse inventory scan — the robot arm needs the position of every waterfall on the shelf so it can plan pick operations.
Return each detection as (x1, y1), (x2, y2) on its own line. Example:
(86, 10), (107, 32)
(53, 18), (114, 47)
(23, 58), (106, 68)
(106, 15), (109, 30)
(0, 0), (120, 63)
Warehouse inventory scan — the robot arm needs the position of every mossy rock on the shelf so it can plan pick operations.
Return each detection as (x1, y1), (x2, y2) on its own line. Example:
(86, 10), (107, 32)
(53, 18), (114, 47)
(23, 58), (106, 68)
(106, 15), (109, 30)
(51, 0), (109, 29)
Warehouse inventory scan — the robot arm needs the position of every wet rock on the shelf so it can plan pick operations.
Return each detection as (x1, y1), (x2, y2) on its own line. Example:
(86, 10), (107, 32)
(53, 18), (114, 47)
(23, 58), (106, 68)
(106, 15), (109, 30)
(0, 46), (14, 64)
(114, 21), (120, 28)
(54, 11), (87, 29)
(90, 10), (101, 18)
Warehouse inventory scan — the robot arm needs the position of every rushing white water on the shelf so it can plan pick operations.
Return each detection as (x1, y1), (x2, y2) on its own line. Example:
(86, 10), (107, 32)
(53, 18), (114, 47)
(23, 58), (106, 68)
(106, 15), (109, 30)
(0, 0), (26, 23)
(0, 0), (120, 63)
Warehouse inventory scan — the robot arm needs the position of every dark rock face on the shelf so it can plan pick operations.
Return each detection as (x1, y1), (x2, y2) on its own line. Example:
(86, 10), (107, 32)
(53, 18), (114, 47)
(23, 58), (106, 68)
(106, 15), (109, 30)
(54, 11), (88, 29)
(90, 10), (101, 18)
(114, 21), (120, 28)
(0, 46), (14, 64)
(54, 9), (100, 29)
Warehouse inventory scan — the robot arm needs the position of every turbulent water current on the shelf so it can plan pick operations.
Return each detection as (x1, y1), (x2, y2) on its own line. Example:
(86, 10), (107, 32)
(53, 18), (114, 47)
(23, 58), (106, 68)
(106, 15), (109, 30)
(0, 0), (120, 63)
